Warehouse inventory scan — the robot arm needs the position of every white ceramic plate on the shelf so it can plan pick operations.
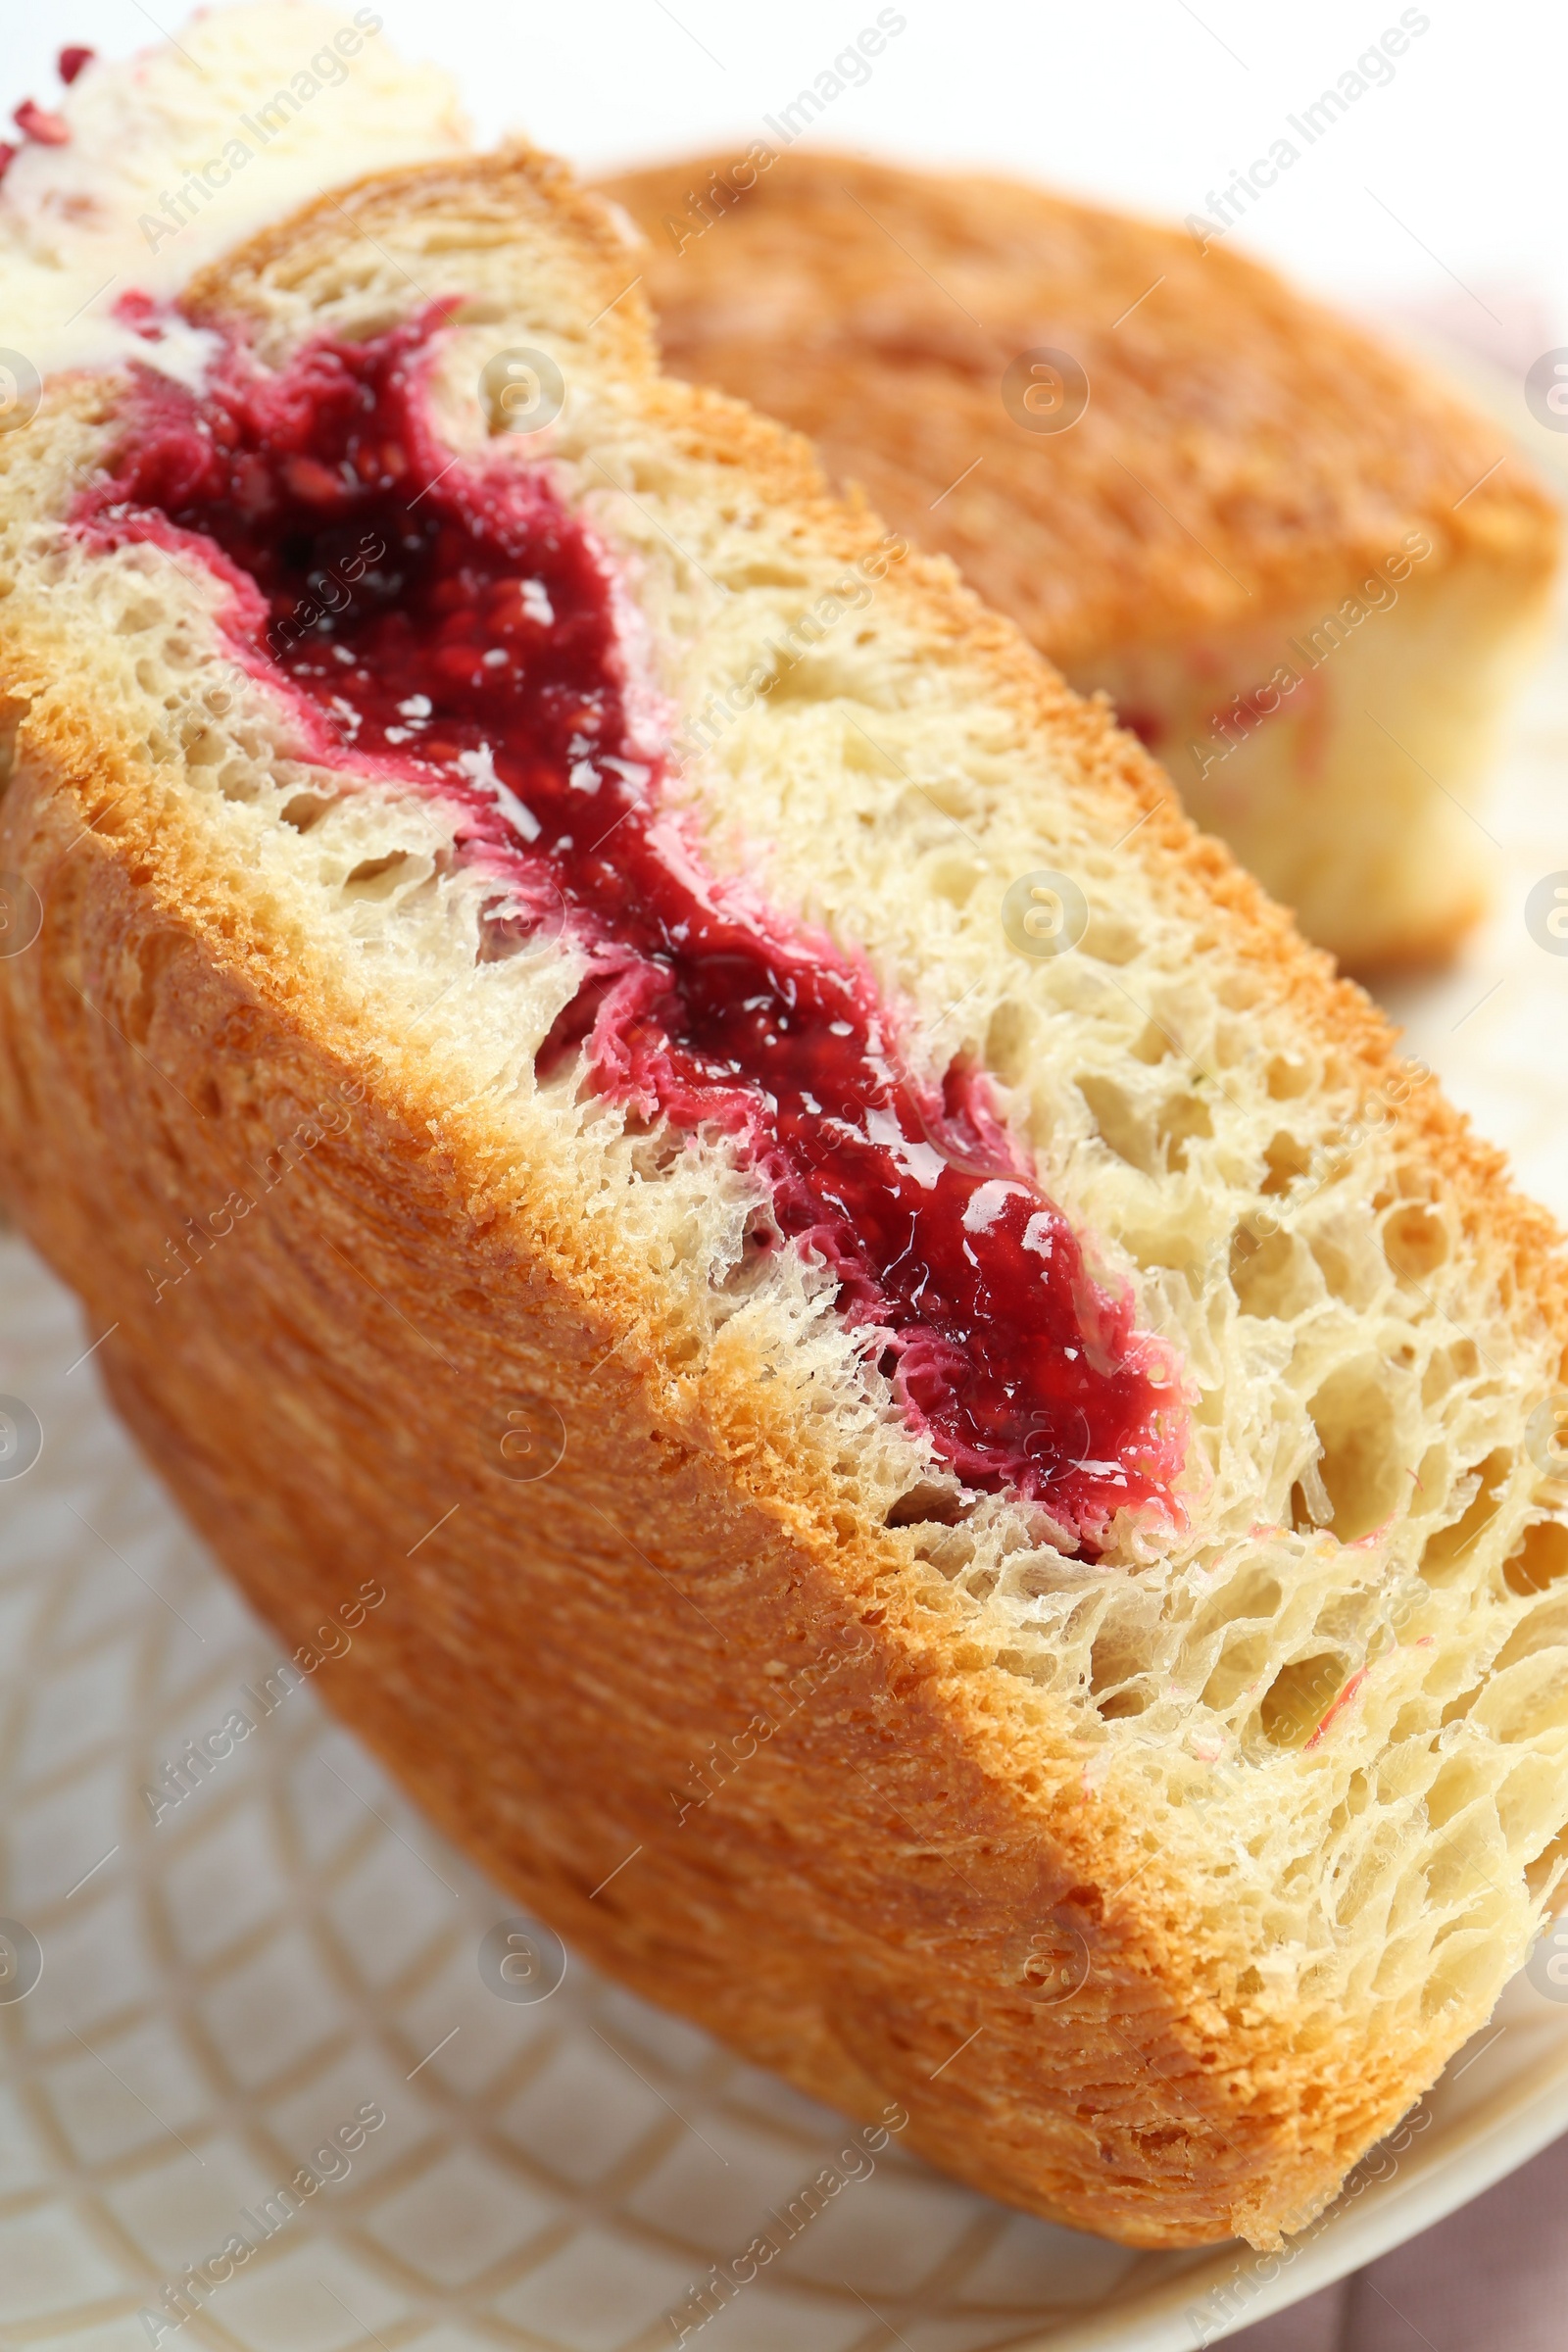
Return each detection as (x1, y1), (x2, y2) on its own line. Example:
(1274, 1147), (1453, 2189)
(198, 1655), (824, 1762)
(2, 429), (1567, 2352)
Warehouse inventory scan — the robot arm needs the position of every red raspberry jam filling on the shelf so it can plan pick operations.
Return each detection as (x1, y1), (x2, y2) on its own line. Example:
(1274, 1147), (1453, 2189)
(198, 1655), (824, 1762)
(81, 314), (1185, 1551)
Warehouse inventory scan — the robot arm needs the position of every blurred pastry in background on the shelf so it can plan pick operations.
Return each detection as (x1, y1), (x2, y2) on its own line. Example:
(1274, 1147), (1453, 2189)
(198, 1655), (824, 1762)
(601, 150), (1561, 970)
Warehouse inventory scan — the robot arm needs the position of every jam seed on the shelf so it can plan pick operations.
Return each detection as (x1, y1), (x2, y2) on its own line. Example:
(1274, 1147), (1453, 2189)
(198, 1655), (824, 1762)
(281, 456), (347, 507)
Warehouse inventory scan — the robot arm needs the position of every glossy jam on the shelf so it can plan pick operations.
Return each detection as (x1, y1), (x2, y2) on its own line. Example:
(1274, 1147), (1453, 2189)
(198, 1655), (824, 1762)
(82, 315), (1185, 1548)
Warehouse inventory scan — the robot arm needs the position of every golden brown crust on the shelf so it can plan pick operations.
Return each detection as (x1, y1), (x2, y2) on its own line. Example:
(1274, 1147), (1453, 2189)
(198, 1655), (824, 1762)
(0, 753), (1445, 2249)
(1, 152), (1566, 2254)
(182, 143), (660, 384)
(598, 149), (1559, 672)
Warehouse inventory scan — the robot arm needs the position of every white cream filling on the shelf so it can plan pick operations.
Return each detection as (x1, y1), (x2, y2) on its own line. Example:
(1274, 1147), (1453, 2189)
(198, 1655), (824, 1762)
(0, 1), (472, 383)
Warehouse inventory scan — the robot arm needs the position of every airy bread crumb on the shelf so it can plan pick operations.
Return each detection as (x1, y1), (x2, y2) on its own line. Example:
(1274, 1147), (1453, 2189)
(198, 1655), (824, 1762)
(0, 149), (1565, 2249)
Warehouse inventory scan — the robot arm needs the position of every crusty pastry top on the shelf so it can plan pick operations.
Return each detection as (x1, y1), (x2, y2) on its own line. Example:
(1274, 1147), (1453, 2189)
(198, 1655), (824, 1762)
(601, 150), (1558, 665)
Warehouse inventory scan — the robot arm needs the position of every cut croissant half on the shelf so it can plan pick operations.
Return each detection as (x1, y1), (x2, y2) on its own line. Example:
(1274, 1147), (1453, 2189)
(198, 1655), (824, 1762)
(0, 147), (1565, 2252)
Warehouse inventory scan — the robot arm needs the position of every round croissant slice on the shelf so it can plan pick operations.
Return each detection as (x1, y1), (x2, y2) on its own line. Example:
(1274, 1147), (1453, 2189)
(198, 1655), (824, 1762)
(600, 148), (1560, 970)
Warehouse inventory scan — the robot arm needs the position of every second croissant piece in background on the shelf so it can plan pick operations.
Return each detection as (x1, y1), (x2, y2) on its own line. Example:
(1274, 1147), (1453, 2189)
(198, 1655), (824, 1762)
(602, 149), (1560, 970)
